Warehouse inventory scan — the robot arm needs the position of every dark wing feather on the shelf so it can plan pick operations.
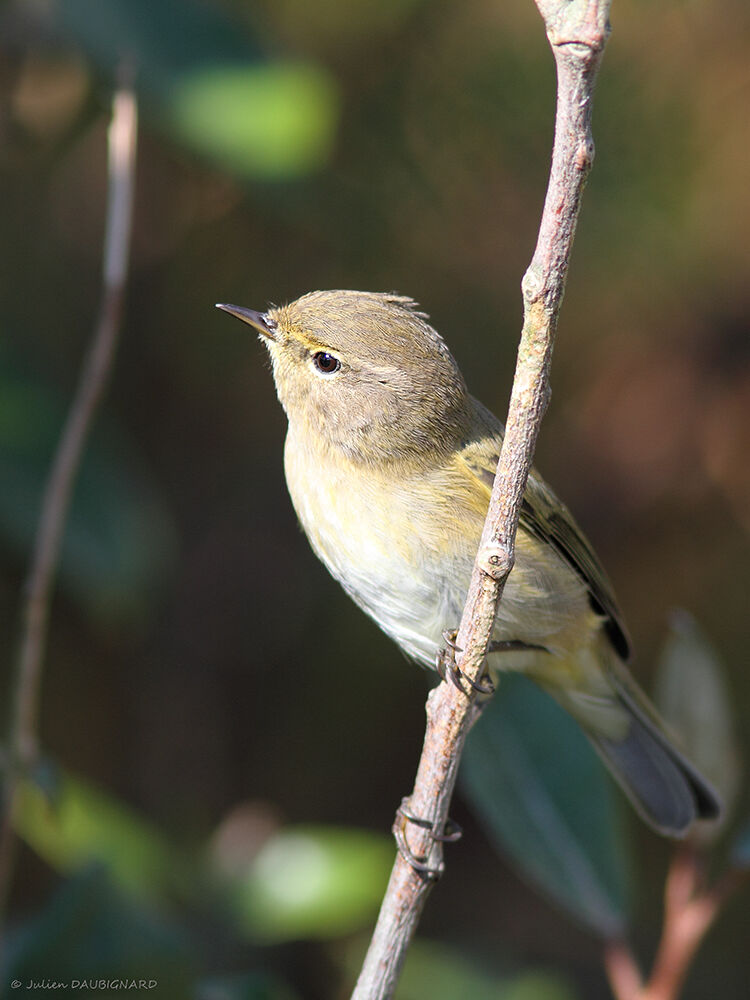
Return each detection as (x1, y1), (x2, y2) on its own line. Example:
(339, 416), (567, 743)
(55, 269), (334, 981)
(519, 477), (631, 660)
(461, 400), (632, 661)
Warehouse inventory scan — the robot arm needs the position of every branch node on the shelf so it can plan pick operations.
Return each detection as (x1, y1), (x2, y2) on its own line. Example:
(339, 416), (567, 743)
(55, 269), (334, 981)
(575, 139), (595, 172)
(544, 0), (611, 56)
(555, 38), (600, 59)
(477, 544), (512, 580)
(521, 266), (545, 304)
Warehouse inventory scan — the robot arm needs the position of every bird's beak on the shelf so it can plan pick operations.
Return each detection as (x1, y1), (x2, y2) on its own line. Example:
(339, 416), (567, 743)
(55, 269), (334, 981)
(215, 303), (277, 341)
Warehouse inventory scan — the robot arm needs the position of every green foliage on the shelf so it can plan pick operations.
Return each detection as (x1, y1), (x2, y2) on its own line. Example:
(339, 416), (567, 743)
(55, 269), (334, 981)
(0, 366), (176, 627)
(461, 674), (631, 938)
(195, 972), (300, 1000)
(13, 758), (394, 944)
(3, 868), (194, 999)
(655, 611), (741, 826)
(11, 766), (390, 990)
(396, 939), (579, 1000)
(170, 63), (339, 179)
(229, 825), (393, 942)
(48, 0), (340, 178)
(2, 867), (300, 998)
(730, 818), (750, 870)
(13, 765), (180, 903)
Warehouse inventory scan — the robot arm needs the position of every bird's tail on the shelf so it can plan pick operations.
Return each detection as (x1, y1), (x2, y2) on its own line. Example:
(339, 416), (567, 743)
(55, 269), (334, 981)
(533, 643), (722, 837)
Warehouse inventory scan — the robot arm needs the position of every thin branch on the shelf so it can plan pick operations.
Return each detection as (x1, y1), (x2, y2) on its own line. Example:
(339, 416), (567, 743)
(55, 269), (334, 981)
(0, 81), (138, 937)
(604, 847), (748, 1000)
(604, 939), (645, 1000)
(637, 848), (746, 1000)
(351, 1), (611, 996)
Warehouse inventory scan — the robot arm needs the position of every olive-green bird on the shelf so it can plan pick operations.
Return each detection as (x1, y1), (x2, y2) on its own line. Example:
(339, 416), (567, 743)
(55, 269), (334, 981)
(218, 290), (720, 836)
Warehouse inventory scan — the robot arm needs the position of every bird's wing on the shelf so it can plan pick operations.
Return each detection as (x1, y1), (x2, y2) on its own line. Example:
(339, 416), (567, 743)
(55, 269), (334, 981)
(459, 399), (632, 661)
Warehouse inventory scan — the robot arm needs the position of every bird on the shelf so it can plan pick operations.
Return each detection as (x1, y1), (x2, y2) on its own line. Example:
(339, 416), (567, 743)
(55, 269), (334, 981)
(217, 289), (721, 836)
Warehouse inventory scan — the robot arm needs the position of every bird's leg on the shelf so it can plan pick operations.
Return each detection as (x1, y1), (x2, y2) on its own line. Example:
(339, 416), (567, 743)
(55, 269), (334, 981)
(436, 632), (550, 694)
(393, 797), (463, 879)
(487, 639), (548, 654)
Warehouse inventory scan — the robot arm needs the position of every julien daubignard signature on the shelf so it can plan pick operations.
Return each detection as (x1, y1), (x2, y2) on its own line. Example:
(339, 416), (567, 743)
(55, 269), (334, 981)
(10, 980), (158, 991)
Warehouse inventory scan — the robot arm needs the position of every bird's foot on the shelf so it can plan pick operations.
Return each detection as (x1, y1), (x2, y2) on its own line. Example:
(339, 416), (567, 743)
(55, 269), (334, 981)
(436, 628), (495, 695)
(393, 797), (463, 880)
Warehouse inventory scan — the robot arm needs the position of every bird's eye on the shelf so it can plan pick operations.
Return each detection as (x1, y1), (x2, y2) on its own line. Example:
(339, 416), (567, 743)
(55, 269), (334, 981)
(312, 351), (341, 375)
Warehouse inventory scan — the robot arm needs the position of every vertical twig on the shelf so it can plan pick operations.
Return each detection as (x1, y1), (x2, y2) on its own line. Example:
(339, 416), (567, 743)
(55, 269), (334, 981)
(0, 80), (138, 938)
(351, 1), (612, 996)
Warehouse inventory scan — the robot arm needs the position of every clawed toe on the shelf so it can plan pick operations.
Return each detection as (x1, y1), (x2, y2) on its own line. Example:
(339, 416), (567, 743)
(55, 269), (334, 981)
(435, 639), (494, 696)
(441, 628), (462, 651)
(393, 798), (463, 879)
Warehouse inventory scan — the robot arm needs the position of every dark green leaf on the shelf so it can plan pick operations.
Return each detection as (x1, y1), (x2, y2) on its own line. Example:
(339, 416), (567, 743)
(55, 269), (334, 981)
(730, 816), (750, 870)
(461, 674), (631, 937)
(195, 972), (300, 1000)
(3, 868), (194, 999)
(55, 0), (261, 88)
(654, 611), (741, 828)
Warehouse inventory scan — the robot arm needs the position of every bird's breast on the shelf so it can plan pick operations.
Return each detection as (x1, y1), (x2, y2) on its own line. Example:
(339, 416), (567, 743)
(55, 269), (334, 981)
(283, 428), (599, 669)
(283, 430), (477, 663)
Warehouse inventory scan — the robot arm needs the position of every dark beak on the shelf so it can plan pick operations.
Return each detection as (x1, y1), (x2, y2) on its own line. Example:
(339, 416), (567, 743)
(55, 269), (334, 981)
(215, 303), (277, 341)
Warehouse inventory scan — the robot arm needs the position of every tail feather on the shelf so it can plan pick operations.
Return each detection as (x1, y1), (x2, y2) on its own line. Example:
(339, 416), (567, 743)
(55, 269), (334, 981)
(588, 708), (720, 836)
(535, 649), (722, 837)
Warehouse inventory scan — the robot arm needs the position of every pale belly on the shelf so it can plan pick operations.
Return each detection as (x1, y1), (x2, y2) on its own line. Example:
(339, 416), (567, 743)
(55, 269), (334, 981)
(284, 432), (599, 670)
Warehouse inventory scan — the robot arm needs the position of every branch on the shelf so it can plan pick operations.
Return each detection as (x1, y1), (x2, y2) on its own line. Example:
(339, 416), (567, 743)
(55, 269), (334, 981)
(0, 79), (138, 937)
(605, 846), (748, 1000)
(604, 939), (644, 1000)
(641, 847), (718, 1000)
(352, 1), (611, 996)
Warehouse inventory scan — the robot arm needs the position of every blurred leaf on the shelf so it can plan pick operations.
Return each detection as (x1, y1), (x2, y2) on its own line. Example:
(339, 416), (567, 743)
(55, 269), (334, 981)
(195, 972), (300, 1000)
(170, 63), (339, 179)
(49, 0), (339, 178)
(13, 765), (181, 904)
(654, 611), (742, 827)
(500, 974), (580, 1000)
(461, 674), (631, 938)
(730, 816), (750, 870)
(53, 0), (260, 86)
(396, 938), (579, 1000)
(229, 825), (393, 942)
(0, 368), (176, 627)
(3, 868), (193, 999)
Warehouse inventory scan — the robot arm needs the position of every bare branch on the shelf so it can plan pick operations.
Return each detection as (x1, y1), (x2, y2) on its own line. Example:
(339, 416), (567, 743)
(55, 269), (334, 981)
(604, 847), (748, 1000)
(604, 939), (645, 1000)
(351, 1), (611, 995)
(0, 80), (138, 937)
(637, 848), (746, 1000)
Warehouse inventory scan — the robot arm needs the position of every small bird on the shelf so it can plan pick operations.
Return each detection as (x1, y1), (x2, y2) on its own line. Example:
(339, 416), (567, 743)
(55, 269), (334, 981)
(217, 290), (720, 836)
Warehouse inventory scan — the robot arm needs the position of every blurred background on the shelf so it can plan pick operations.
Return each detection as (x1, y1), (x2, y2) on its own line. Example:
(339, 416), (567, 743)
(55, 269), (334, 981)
(0, 0), (748, 997)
